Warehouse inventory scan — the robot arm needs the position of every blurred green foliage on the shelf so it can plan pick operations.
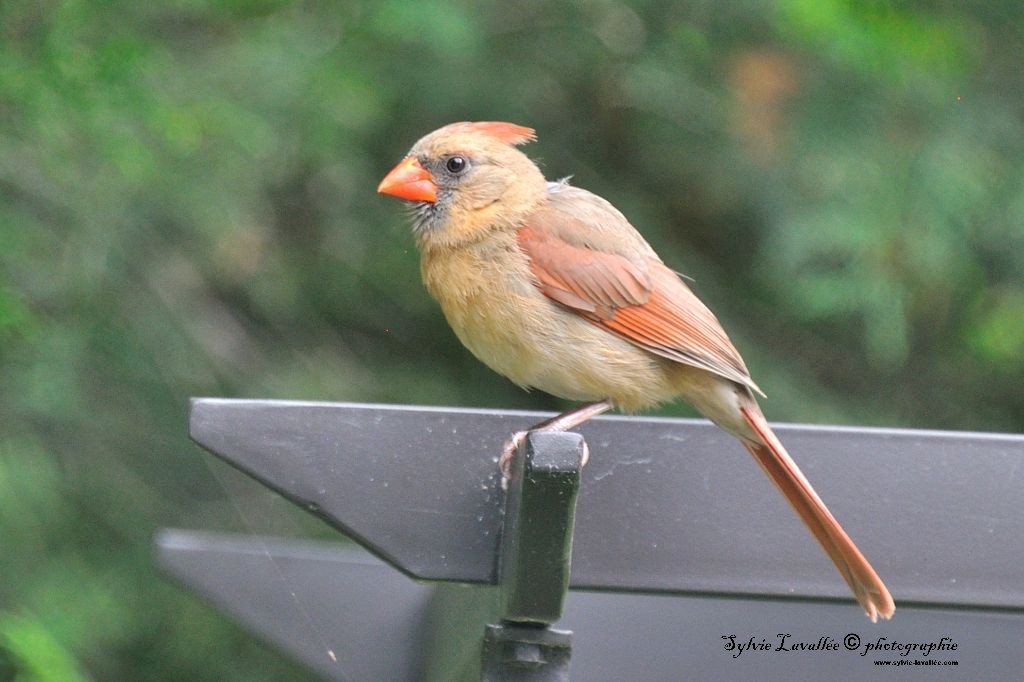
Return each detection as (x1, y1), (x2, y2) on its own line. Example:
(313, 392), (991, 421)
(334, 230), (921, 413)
(0, 0), (1021, 678)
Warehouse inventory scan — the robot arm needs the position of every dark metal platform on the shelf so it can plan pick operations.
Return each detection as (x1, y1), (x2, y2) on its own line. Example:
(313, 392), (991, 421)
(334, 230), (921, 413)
(158, 399), (1024, 680)
(189, 399), (1024, 607)
(157, 530), (1023, 682)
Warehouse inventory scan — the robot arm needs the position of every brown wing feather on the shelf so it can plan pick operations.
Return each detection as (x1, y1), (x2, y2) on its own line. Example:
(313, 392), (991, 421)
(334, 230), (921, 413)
(517, 202), (763, 395)
(517, 225), (650, 318)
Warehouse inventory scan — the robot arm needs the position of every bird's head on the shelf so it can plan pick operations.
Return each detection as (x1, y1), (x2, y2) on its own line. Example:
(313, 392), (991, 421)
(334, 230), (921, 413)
(377, 121), (548, 247)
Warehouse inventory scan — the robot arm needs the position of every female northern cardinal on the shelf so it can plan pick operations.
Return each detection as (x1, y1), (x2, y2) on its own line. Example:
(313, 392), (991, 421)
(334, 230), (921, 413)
(377, 121), (894, 621)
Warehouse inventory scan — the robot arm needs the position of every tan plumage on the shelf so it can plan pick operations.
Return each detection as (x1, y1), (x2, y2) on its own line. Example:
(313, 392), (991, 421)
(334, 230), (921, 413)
(378, 121), (894, 621)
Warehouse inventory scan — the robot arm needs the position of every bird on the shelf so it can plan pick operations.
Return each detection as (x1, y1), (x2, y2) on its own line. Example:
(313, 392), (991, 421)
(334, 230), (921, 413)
(376, 121), (895, 621)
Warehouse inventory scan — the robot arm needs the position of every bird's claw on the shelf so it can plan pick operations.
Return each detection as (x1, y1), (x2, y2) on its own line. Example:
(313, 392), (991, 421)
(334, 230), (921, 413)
(498, 430), (528, 489)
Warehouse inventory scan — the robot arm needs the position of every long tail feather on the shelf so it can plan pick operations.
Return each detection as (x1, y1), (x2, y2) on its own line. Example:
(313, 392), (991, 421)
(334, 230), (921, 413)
(739, 405), (895, 621)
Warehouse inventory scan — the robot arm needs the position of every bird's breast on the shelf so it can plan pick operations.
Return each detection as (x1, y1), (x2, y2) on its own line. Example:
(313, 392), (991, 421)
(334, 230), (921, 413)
(420, 236), (546, 381)
(418, 234), (677, 408)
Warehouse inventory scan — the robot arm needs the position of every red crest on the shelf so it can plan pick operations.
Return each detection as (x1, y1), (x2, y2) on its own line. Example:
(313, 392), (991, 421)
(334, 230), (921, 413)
(437, 121), (536, 146)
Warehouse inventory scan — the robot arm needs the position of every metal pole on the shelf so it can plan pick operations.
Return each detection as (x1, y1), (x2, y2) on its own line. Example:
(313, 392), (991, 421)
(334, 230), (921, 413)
(481, 431), (584, 681)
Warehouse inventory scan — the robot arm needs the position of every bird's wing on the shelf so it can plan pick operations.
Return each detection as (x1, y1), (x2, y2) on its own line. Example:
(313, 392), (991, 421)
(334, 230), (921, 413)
(517, 194), (762, 395)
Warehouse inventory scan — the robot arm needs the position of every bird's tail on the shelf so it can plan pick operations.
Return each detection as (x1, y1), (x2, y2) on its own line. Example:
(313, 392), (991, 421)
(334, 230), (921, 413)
(738, 403), (895, 622)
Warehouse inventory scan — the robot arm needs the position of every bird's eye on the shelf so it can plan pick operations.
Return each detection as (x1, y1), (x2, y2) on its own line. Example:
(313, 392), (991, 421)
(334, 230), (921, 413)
(445, 156), (468, 174)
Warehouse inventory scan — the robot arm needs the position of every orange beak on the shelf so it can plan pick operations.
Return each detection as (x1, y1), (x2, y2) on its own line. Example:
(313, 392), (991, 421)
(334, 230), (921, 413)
(377, 156), (437, 203)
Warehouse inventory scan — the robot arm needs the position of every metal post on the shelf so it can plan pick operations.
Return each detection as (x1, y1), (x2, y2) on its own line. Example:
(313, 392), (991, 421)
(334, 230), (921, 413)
(481, 431), (584, 681)
(480, 625), (572, 681)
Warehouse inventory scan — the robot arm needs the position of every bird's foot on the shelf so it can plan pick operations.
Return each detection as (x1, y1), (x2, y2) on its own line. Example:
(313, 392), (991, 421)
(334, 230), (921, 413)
(499, 430), (528, 489)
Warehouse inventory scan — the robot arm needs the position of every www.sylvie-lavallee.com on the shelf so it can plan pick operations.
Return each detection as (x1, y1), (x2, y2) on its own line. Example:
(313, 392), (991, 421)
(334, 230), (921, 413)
(721, 634), (958, 658)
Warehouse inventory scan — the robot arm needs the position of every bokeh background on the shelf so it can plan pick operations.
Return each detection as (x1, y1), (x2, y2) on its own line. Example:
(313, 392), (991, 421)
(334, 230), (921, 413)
(1, 0), (1022, 678)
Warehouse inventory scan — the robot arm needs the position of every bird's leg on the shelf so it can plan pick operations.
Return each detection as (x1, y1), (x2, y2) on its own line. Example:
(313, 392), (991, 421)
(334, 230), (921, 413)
(498, 399), (613, 483)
